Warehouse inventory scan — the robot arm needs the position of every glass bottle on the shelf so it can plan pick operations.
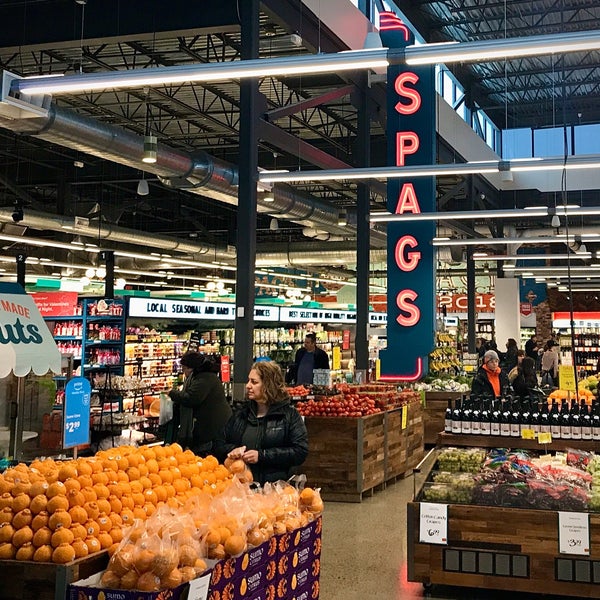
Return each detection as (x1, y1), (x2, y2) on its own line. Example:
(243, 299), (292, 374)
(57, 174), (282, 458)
(592, 399), (600, 441)
(471, 397), (481, 435)
(451, 397), (463, 434)
(570, 399), (582, 440)
(510, 398), (521, 438)
(480, 398), (491, 436)
(550, 400), (561, 439)
(490, 399), (501, 437)
(581, 400), (592, 441)
(560, 399), (572, 440)
(461, 397), (472, 435)
(539, 401), (551, 435)
(500, 399), (511, 437)
(444, 399), (453, 434)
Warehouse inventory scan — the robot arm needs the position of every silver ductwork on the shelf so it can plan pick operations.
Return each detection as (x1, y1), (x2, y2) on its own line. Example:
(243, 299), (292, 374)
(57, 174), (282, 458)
(0, 86), (385, 246)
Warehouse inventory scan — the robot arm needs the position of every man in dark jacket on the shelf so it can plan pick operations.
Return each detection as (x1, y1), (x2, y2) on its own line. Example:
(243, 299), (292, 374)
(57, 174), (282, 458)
(294, 332), (330, 385)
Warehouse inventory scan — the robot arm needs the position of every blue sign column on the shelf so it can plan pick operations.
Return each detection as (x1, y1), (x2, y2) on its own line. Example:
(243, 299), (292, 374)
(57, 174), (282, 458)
(64, 377), (91, 449)
(378, 12), (436, 381)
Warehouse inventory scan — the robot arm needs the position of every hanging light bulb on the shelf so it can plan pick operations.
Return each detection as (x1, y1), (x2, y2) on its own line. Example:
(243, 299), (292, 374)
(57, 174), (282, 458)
(551, 214), (561, 228)
(116, 278), (127, 289)
(85, 268), (95, 278)
(137, 178), (149, 195)
(206, 281), (216, 291)
(95, 267), (107, 279)
(81, 276), (91, 285)
(303, 294), (312, 302)
(142, 134), (158, 163)
(216, 280), (225, 291)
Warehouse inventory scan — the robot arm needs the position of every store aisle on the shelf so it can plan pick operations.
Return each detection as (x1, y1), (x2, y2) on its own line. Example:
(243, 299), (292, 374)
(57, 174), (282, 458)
(317, 457), (582, 600)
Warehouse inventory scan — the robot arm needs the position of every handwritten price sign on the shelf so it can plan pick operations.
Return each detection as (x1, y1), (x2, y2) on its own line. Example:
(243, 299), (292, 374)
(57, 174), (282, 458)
(419, 502), (448, 545)
(558, 511), (589, 556)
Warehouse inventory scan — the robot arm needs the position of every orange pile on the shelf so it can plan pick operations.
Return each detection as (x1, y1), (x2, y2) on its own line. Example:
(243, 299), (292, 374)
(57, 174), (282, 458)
(0, 444), (233, 563)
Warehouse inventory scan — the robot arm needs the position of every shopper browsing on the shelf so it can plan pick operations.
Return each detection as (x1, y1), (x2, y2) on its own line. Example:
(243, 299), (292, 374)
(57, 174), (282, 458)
(511, 357), (539, 399)
(215, 361), (308, 485)
(168, 352), (232, 455)
(540, 340), (559, 387)
(471, 350), (509, 398)
(294, 332), (330, 385)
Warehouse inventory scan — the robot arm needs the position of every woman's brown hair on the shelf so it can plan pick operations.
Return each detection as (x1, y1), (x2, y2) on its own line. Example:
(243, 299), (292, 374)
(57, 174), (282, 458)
(249, 361), (290, 406)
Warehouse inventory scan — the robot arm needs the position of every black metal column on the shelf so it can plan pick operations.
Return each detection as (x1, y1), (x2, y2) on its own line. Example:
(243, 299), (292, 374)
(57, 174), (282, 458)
(233, 0), (259, 396)
(100, 250), (115, 299)
(466, 247), (476, 354)
(355, 73), (371, 380)
(16, 253), (26, 288)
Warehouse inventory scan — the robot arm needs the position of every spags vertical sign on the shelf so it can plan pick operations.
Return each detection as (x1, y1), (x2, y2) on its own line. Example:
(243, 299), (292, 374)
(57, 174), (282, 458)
(378, 12), (435, 381)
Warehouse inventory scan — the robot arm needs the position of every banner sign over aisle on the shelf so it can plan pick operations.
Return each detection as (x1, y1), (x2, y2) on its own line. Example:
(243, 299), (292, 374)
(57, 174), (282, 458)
(280, 307), (356, 323)
(378, 12), (436, 381)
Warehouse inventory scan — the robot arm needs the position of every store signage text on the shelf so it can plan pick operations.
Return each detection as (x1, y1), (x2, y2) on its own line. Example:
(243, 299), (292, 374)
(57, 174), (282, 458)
(0, 299), (43, 345)
(437, 293), (495, 313)
(379, 13), (435, 381)
(279, 308), (356, 323)
(32, 292), (79, 317)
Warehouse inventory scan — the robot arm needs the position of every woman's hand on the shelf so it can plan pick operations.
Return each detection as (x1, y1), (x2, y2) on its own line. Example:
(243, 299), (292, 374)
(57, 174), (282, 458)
(242, 449), (259, 464)
(227, 446), (246, 460)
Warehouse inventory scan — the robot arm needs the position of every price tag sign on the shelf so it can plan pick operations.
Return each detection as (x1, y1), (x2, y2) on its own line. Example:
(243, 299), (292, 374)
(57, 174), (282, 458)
(538, 432), (553, 444)
(63, 377), (91, 449)
(401, 405), (408, 430)
(187, 572), (211, 600)
(559, 511), (590, 556)
(521, 428), (536, 440)
(419, 502), (448, 545)
(332, 346), (341, 371)
(559, 365), (576, 392)
(375, 358), (380, 381)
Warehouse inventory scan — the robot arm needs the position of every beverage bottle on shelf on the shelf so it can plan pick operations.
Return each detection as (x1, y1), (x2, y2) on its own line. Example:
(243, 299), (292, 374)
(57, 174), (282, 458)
(539, 401), (551, 435)
(530, 400), (540, 436)
(581, 400), (592, 441)
(444, 399), (453, 433)
(510, 397), (521, 438)
(490, 399), (501, 436)
(592, 399), (600, 441)
(520, 398), (532, 434)
(461, 397), (472, 435)
(550, 400), (561, 439)
(500, 399), (511, 437)
(471, 397), (481, 435)
(451, 396), (463, 434)
(570, 399), (582, 440)
(480, 398), (491, 435)
(560, 399), (572, 440)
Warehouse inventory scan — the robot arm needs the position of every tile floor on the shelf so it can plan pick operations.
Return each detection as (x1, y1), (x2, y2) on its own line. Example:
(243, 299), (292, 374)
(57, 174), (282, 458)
(317, 454), (586, 600)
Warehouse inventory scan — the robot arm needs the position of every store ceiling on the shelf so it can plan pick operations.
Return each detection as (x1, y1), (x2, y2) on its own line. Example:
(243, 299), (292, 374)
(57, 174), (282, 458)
(0, 0), (598, 293)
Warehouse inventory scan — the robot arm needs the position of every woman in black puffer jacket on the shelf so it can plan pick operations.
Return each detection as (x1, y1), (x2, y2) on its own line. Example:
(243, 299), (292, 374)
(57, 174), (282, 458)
(214, 361), (308, 485)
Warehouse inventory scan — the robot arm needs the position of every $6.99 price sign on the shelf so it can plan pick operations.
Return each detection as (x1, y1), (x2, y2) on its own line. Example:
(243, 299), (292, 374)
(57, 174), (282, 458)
(419, 502), (448, 545)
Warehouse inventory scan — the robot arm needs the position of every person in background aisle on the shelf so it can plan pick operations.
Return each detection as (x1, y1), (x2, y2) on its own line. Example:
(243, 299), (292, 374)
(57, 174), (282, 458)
(215, 361), (308, 485)
(508, 349), (525, 384)
(525, 333), (540, 362)
(501, 338), (519, 373)
(294, 332), (330, 385)
(541, 340), (559, 387)
(168, 352), (232, 455)
(475, 337), (488, 362)
(471, 349), (509, 398)
(511, 357), (539, 399)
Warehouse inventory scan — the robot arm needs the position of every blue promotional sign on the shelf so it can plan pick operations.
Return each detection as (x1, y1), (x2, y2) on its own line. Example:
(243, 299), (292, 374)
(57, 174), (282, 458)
(64, 377), (91, 448)
(378, 12), (436, 381)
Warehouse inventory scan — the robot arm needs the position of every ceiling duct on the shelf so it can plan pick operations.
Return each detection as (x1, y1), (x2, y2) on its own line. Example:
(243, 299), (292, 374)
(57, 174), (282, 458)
(0, 87), (384, 245)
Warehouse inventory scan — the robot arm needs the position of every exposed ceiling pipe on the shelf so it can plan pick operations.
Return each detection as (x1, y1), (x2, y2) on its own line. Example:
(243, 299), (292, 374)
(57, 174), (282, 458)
(0, 93), (384, 244)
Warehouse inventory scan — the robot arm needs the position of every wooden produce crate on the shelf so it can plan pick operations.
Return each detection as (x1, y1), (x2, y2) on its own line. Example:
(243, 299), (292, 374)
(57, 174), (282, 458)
(385, 402), (424, 480)
(302, 412), (386, 502)
(407, 502), (600, 597)
(423, 391), (461, 445)
(0, 551), (109, 600)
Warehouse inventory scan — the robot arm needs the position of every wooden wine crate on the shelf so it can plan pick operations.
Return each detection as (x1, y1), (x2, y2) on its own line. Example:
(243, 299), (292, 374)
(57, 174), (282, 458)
(0, 550), (109, 600)
(423, 391), (461, 445)
(407, 501), (600, 597)
(302, 412), (386, 502)
(386, 402), (424, 479)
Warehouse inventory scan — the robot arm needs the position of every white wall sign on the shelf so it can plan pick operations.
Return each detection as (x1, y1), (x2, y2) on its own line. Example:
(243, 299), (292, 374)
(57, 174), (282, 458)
(558, 511), (590, 556)
(419, 502), (448, 545)
(280, 307), (357, 323)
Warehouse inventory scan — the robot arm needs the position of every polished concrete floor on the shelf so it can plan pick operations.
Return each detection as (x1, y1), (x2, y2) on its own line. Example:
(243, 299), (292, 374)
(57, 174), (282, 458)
(318, 455), (587, 600)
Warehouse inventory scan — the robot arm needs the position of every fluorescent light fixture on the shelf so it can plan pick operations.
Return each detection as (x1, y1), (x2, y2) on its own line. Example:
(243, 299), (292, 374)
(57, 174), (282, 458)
(404, 30), (600, 65)
(433, 235), (600, 246)
(472, 253), (592, 261)
(260, 155), (600, 184)
(13, 49), (391, 95)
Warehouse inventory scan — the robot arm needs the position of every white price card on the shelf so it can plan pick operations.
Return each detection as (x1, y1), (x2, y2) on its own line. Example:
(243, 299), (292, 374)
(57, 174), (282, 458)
(187, 572), (211, 600)
(558, 511), (590, 556)
(419, 502), (448, 545)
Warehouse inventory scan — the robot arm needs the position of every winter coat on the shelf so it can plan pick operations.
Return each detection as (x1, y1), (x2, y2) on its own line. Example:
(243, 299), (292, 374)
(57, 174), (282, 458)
(471, 365), (509, 398)
(169, 372), (232, 450)
(214, 399), (308, 484)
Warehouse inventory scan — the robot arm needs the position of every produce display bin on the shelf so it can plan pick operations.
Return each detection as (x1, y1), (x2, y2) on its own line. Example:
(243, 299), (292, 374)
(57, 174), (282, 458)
(407, 501), (600, 597)
(0, 550), (108, 600)
(302, 402), (424, 502)
(423, 392), (461, 445)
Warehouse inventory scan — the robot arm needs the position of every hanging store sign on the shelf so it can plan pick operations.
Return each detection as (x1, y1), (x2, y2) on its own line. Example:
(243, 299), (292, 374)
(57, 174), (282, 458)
(128, 298), (279, 322)
(369, 312), (388, 326)
(378, 12), (436, 381)
(438, 293), (495, 313)
(32, 291), (80, 317)
(279, 307), (357, 323)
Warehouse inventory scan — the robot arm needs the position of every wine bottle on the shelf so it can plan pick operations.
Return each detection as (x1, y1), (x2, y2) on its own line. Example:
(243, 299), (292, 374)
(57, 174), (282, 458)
(451, 396), (463, 434)
(560, 399), (572, 440)
(581, 400), (592, 441)
(570, 399), (582, 440)
(461, 397), (472, 435)
(530, 399), (540, 437)
(500, 399), (511, 437)
(471, 397), (481, 435)
(444, 399), (453, 433)
(550, 400), (561, 439)
(480, 398), (491, 436)
(592, 399), (600, 441)
(539, 401), (550, 435)
(510, 398), (521, 438)
(490, 399), (501, 436)
(520, 398), (532, 435)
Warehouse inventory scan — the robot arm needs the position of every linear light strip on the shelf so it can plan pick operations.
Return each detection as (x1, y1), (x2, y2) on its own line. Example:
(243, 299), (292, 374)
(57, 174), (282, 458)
(472, 253), (593, 261)
(259, 155), (600, 183)
(370, 205), (600, 223)
(433, 236), (600, 246)
(12, 30), (600, 96)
